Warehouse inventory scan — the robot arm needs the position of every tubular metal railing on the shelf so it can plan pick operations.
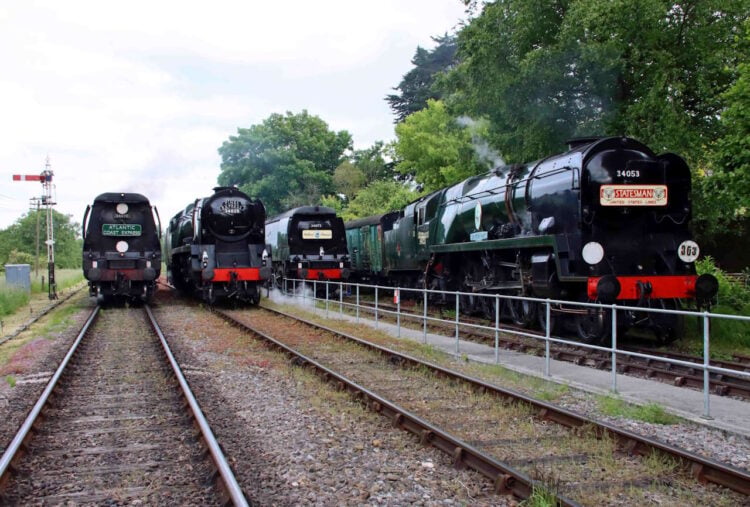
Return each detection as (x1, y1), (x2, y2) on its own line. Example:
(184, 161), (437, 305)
(275, 278), (750, 419)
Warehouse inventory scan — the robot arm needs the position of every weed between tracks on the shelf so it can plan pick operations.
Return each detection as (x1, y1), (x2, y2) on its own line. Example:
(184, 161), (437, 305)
(597, 395), (678, 425)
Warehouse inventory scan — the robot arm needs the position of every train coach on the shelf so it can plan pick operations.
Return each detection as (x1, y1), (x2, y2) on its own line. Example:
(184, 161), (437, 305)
(165, 187), (270, 304)
(82, 192), (161, 303)
(346, 136), (719, 344)
(265, 206), (350, 289)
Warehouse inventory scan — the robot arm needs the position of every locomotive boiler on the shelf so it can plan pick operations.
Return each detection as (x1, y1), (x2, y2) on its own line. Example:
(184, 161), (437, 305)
(82, 192), (161, 303)
(165, 187), (270, 304)
(347, 137), (718, 344)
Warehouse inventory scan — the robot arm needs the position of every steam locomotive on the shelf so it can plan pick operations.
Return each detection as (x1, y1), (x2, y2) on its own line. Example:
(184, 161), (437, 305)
(346, 137), (718, 344)
(165, 187), (270, 304)
(265, 206), (350, 289)
(82, 192), (161, 303)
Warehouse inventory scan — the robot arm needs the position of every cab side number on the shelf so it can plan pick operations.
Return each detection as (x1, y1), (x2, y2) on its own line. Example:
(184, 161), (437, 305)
(617, 170), (640, 178)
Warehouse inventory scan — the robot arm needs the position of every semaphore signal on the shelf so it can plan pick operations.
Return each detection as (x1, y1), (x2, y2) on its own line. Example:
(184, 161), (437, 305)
(12, 156), (57, 299)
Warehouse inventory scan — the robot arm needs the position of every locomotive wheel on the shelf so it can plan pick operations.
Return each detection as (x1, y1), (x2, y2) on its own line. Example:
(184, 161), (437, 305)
(273, 266), (284, 290)
(508, 298), (536, 328)
(653, 300), (684, 346)
(576, 308), (610, 344)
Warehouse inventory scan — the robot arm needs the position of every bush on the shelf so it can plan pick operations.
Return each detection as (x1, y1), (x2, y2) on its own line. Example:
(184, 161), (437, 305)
(695, 257), (750, 310)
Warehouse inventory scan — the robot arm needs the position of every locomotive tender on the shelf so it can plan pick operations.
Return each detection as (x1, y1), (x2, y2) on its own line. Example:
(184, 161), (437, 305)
(82, 192), (161, 302)
(265, 206), (350, 288)
(165, 187), (270, 304)
(346, 137), (718, 343)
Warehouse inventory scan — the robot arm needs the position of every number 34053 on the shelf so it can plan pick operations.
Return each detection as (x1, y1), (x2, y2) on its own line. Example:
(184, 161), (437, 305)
(616, 170), (640, 178)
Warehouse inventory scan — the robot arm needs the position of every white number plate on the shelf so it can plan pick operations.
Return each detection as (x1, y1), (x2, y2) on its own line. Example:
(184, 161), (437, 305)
(600, 185), (668, 206)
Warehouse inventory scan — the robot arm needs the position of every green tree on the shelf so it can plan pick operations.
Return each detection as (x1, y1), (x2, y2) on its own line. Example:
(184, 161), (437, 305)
(217, 110), (352, 215)
(693, 19), (750, 261)
(333, 161), (366, 200)
(352, 141), (394, 184)
(393, 99), (489, 191)
(386, 34), (457, 123)
(342, 180), (418, 221)
(445, 0), (748, 164)
(0, 210), (82, 269)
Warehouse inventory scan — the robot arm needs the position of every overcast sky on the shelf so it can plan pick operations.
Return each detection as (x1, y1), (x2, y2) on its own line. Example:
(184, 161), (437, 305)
(0, 1), (467, 229)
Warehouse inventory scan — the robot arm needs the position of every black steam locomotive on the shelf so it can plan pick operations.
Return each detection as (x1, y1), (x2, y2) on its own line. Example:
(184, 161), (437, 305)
(82, 192), (161, 303)
(265, 206), (350, 289)
(165, 187), (270, 304)
(346, 137), (718, 344)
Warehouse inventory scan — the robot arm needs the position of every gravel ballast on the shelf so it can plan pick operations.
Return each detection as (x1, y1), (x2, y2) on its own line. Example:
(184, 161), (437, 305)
(152, 293), (509, 506)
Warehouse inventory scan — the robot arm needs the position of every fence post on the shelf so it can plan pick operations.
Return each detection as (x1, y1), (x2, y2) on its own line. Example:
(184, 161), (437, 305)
(703, 312), (712, 419)
(423, 288), (427, 343)
(545, 300), (551, 378)
(313, 280), (317, 314)
(326, 282), (329, 318)
(292, 279), (296, 299)
(339, 281), (343, 315)
(455, 292), (460, 355)
(284, 277), (287, 296)
(356, 284), (360, 323)
(375, 286), (379, 328)
(611, 304), (618, 393)
(397, 288), (401, 338)
(495, 295), (500, 364)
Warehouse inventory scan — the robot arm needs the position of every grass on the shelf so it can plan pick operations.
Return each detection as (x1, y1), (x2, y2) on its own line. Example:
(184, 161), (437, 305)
(521, 485), (557, 506)
(0, 288), (30, 317)
(676, 304), (750, 359)
(5, 375), (15, 387)
(597, 394), (679, 425)
(0, 269), (84, 317)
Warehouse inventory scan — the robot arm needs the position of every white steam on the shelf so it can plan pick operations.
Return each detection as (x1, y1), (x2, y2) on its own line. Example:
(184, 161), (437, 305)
(456, 116), (506, 170)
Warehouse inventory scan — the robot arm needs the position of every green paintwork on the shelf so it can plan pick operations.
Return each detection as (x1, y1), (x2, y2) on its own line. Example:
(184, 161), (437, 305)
(429, 235), (556, 253)
(346, 223), (385, 274)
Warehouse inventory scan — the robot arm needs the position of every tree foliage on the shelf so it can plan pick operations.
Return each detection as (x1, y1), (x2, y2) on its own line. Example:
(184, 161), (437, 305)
(0, 210), (82, 269)
(217, 110), (352, 215)
(386, 34), (457, 123)
(443, 0), (749, 164)
(692, 19), (750, 258)
(352, 141), (395, 184)
(393, 99), (489, 191)
(333, 161), (366, 200)
(339, 180), (418, 221)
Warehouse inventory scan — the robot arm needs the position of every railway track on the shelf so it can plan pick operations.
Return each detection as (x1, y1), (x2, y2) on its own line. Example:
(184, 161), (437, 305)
(0, 304), (248, 505)
(342, 296), (750, 400)
(214, 305), (750, 505)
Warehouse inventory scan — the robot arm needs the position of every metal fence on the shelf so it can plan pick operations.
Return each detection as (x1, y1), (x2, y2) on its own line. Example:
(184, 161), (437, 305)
(274, 278), (750, 419)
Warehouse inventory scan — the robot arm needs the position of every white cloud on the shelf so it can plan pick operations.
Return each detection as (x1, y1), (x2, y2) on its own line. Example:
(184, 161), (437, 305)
(0, 0), (466, 228)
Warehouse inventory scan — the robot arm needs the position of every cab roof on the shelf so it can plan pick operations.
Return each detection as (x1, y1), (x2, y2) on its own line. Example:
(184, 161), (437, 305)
(92, 192), (151, 204)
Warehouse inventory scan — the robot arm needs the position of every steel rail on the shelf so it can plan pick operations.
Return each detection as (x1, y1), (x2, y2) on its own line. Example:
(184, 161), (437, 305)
(253, 305), (750, 497)
(212, 308), (578, 506)
(144, 305), (249, 507)
(0, 304), (100, 490)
